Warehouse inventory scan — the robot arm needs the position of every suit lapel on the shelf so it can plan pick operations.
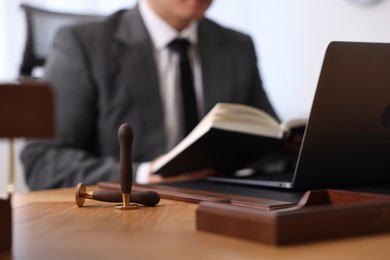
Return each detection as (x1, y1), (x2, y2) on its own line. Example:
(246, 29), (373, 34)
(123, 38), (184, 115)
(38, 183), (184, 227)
(111, 7), (166, 155)
(198, 20), (235, 114)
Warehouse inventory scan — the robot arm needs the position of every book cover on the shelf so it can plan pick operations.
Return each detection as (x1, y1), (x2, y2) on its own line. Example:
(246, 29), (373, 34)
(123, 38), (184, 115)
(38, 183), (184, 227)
(156, 128), (281, 177)
(153, 103), (306, 177)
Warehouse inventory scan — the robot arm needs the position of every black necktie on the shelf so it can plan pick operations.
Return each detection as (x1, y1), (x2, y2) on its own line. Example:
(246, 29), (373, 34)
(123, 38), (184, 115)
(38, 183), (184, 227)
(168, 38), (199, 136)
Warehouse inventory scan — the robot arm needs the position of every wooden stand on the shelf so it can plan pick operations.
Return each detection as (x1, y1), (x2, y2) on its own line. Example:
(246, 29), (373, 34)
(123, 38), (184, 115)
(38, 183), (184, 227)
(196, 189), (390, 245)
(0, 197), (12, 251)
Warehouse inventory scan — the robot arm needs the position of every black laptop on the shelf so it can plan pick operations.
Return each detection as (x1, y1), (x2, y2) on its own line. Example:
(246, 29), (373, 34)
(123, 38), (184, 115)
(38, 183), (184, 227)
(209, 41), (390, 189)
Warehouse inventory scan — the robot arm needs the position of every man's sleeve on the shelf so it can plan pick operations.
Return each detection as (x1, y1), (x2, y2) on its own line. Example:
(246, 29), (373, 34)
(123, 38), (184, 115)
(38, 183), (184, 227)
(20, 26), (139, 190)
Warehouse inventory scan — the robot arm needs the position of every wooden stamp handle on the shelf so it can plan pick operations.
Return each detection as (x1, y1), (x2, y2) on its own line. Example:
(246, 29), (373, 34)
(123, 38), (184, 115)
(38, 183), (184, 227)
(93, 190), (160, 207)
(75, 183), (160, 207)
(118, 123), (133, 194)
(131, 191), (160, 207)
(93, 190), (122, 202)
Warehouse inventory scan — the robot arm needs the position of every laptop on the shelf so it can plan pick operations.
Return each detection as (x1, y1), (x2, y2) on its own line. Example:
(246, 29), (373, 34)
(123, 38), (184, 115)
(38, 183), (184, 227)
(208, 41), (390, 189)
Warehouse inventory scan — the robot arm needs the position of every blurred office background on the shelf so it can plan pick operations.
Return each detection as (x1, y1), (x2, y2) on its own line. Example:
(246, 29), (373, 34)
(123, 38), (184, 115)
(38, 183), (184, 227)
(1, 0), (390, 192)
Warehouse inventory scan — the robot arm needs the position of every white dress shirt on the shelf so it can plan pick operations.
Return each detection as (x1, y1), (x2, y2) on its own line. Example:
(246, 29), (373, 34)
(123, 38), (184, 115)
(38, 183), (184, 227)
(136, 0), (204, 183)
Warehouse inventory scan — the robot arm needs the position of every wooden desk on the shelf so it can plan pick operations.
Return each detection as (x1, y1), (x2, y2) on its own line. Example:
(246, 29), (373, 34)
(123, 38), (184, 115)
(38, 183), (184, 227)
(2, 187), (390, 260)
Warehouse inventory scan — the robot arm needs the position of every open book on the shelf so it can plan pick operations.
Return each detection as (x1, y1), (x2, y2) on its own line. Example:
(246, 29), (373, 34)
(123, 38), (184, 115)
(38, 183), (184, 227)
(152, 103), (307, 177)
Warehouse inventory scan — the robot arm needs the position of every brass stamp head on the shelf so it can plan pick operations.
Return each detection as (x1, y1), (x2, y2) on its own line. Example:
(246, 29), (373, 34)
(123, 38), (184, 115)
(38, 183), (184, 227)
(75, 182), (86, 207)
(114, 193), (139, 210)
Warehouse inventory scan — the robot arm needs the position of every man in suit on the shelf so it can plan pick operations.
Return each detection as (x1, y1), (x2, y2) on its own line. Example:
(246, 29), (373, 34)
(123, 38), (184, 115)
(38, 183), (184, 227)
(21, 0), (278, 189)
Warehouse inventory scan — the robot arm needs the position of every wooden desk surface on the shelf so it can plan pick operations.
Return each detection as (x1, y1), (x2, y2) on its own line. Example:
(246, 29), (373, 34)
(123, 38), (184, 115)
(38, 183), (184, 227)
(2, 187), (390, 260)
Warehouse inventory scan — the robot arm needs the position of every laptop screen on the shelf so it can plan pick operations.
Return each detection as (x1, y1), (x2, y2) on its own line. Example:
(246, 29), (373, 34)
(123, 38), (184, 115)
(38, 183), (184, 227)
(293, 41), (390, 189)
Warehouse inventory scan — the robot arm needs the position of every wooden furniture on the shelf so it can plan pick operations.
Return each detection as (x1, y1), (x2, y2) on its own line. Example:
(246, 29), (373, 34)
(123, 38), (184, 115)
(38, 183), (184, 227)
(0, 83), (54, 251)
(197, 189), (390, 245)
(0, 84), (54, 138)
(0, 198), (11, 251)
(1, 187), (390, 259)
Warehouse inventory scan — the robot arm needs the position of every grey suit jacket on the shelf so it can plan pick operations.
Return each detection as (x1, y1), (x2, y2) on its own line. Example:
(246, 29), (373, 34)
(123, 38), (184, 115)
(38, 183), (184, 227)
(21, 6), (278, 190)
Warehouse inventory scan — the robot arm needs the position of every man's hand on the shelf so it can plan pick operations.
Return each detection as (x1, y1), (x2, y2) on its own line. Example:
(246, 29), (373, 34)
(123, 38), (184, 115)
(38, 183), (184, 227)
(283, 133), (303, 158)
(149, 168), (218, 183)
(148, 155), (218, 183)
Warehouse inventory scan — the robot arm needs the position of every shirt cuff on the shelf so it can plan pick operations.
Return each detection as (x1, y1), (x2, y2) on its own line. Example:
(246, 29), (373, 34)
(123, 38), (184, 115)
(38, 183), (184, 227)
(135, 162), (152, 184)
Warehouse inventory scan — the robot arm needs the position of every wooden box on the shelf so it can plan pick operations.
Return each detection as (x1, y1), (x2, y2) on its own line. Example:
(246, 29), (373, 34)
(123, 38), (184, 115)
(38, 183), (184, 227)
(0, 83), (54, 138)
(196, 189), (390, 245)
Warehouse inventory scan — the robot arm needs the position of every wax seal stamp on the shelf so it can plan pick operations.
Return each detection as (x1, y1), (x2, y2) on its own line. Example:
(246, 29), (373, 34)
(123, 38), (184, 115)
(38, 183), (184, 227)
(114, 123), (139, 210)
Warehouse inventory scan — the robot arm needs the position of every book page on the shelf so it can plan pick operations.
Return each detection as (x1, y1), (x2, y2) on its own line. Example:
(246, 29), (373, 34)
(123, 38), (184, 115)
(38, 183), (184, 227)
(280, 118), (307, 132)
(210, 103), (282, 138)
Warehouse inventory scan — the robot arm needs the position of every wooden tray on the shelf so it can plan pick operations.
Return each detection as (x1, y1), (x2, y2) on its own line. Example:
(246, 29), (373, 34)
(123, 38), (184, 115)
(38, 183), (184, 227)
(98, 181), (295, 211)
(196, 189), (390, 245)
(0, 198), (12, 251)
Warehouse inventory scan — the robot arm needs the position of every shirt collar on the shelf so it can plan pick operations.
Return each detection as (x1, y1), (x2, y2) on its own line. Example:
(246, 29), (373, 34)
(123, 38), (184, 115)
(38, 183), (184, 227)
(139, 0), (198, 50)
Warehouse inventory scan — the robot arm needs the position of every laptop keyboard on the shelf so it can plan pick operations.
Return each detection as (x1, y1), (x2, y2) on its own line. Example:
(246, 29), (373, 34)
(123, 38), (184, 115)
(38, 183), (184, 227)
(247, 173), (294, 182)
